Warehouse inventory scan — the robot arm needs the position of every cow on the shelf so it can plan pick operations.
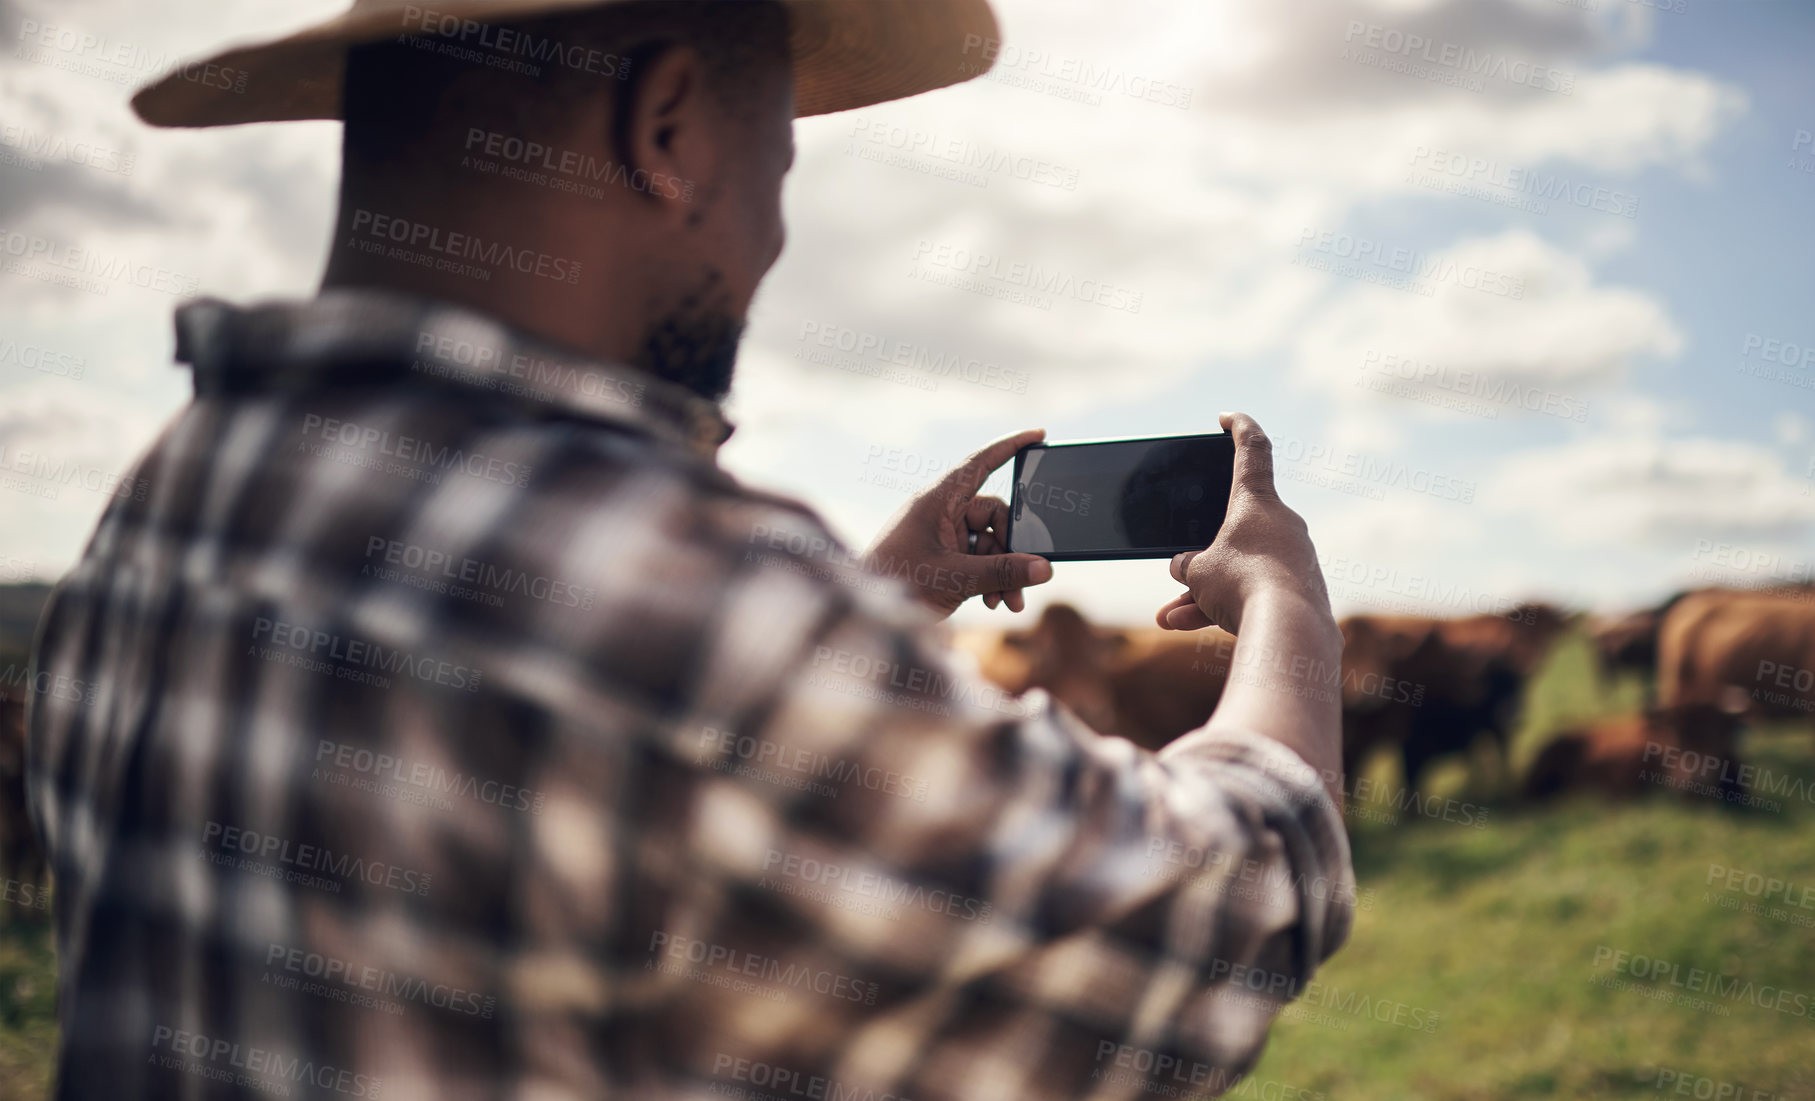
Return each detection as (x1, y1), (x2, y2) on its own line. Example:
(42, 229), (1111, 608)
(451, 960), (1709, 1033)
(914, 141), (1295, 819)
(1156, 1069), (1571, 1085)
(1339, 604), (1574, 796)
(1523, 704), (1743, 803)
(961, 601), (1571, 798)
(1587, 590), (1693, 697)
(0, 693), (46, 906)
(950, 604), (1233, 752)
(1656, 588), (1815, 724)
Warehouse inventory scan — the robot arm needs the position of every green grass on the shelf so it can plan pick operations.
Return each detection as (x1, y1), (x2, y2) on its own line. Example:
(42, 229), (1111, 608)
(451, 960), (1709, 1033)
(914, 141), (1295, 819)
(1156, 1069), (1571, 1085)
(1, 629), (1811, 1099)
(1252, 632), (1815, 1100)
(1253, 783), (1815, 1100)
(0, 915), (52, 1101)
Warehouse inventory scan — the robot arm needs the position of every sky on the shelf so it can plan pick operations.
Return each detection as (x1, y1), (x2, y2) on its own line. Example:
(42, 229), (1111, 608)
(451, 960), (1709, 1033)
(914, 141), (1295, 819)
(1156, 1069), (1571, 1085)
(0, 0), (1810, 628)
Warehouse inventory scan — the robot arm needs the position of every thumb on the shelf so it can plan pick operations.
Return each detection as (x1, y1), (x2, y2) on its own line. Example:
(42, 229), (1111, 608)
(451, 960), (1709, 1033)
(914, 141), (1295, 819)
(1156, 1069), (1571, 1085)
(1220, 411), (1279, 503)
(968, 553), (1053, 597)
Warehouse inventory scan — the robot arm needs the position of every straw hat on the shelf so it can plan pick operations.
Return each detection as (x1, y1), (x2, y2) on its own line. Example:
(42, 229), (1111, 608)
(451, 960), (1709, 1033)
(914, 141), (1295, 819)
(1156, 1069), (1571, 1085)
(132, 0), (1000, 127)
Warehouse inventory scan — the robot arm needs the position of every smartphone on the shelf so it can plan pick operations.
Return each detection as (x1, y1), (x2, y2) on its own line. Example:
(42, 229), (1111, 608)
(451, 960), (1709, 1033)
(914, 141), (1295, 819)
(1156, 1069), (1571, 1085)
(1006, 432), (1235, 561)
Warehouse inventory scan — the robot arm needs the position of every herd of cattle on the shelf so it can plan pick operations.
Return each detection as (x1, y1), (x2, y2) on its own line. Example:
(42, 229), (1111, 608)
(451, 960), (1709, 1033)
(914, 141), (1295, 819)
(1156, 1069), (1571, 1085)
(0, 585), (1811, 905)
(949, 584), (1815, 809)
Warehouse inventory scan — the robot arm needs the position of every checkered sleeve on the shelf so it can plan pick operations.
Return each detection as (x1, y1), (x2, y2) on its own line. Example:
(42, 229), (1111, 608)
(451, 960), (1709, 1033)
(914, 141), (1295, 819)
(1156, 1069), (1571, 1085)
(659, 504), (1354, 1101)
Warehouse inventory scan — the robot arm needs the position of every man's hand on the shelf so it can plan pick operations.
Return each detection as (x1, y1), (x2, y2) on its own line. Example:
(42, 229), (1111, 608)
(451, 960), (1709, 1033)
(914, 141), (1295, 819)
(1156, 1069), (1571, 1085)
(1154, 412), (1332, 636)
(864, 429), (1054, 619)
(1151, 412), (1344, 810)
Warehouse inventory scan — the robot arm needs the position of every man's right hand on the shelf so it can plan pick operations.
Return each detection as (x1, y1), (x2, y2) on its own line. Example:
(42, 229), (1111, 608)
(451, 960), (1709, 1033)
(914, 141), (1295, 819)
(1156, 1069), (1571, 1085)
(1155, 412), (1332, 636)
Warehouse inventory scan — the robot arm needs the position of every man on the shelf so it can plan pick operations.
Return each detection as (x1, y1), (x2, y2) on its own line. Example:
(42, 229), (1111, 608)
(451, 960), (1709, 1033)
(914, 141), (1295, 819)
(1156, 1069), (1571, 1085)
(28, 1), (1352, 1097)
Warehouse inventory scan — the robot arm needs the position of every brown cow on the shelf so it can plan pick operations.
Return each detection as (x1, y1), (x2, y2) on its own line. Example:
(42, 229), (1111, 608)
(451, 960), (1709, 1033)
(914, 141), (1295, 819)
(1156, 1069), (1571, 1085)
(1523, 704), (1743, 802)
(1587, 590), (1693, 695)
(1657, 588), (1815, 723)
(962, 601), (1571, 798)
(953, 604), (1233, 752)
(0, 693), (47, 903)
(1339, 604), (1574, 795)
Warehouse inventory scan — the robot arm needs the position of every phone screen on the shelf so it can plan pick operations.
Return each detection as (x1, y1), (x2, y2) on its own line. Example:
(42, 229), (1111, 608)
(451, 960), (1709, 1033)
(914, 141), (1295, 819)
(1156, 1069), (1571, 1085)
(1008, 433), (1235, 560)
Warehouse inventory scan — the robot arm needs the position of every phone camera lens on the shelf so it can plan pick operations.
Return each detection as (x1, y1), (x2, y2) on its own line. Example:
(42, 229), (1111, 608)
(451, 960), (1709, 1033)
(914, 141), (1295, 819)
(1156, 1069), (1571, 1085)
(1187, 484), (1204, 502)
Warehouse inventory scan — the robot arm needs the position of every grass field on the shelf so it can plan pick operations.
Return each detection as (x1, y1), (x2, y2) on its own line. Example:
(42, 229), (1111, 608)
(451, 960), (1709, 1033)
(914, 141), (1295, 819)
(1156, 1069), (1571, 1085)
(1, 629), (1811, 1100)
(0, 918), (51, 1101)
(1253, 632), (1815, 1100)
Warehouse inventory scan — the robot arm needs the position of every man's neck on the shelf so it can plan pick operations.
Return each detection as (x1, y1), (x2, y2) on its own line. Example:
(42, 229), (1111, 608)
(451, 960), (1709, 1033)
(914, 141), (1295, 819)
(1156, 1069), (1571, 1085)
(321, 198), (647, 371)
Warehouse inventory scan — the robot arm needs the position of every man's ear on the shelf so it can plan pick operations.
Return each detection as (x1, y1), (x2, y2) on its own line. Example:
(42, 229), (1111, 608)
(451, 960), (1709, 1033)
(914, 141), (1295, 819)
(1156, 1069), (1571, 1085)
(614, 42), (715, 218)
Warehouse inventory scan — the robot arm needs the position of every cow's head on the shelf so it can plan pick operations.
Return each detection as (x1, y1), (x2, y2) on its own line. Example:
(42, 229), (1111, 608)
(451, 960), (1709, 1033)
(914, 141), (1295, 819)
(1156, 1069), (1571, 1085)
(1499, 603), (1577, 676)
(982, 605), (1127, 729)
(1589, 609), (1661, 681)
(994, 605), (1121, 687)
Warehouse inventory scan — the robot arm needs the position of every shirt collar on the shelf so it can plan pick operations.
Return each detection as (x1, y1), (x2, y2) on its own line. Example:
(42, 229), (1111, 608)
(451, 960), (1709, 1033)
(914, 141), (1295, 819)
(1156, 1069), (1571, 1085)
(174, 289), (736, 461)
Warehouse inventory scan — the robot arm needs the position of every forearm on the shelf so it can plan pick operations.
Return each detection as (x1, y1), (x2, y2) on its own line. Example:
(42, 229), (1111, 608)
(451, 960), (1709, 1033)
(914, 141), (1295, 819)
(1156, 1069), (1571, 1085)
(1167, 589), (1345, 810)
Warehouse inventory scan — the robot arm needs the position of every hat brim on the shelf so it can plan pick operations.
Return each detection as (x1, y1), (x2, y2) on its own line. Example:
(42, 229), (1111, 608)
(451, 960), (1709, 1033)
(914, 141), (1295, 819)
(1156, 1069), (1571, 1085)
(131, 0), (999, 127)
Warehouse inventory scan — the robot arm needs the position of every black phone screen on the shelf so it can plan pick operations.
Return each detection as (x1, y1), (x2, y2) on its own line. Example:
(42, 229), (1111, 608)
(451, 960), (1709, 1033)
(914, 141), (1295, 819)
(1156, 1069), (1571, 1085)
(1007, 433), (1235, 560)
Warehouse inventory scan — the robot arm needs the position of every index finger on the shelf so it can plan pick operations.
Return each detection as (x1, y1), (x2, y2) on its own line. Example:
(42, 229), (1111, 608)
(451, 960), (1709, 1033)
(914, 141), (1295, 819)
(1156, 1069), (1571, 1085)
(934, 427), (1046, 505)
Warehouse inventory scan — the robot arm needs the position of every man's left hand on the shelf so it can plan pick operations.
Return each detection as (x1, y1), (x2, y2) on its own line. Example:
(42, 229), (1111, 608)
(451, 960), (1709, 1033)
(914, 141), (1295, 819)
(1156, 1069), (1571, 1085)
(864, 428), (1054, 619)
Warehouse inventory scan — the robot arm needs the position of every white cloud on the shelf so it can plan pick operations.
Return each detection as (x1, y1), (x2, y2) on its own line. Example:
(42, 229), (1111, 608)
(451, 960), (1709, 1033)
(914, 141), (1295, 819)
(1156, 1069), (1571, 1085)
(0, 377), (174, 565)
(739, 0), (1738, 456)
(1291, 229), (1682, 419)
(1490, 427), (1815, 546)
(0, 0), (1782, 623)
(1773, 411), (1807, 446)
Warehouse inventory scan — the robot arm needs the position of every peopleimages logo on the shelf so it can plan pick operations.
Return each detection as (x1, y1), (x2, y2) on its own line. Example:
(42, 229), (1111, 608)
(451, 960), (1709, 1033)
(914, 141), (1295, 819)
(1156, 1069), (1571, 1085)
(347, 208), (583, 285)
(0, 663), (99, 707)
(264, 942), (496, 1019)
(1318, 551), (1537, 622)
(1357, 350), (1590, 423)
(0, 339), (85, 379)
(399, 5), (631, 79)
(1272, 435), (1478, 503)
(1295, 227), (1525, 299)
(300, 412), (535, 488)
(0, 876), (50, 911)
(1407, 147), (1637, 218)
(202, 820), (432, 897)
(1740, 332), (1815, 370)
(0, 228), (199, 297)
(316, 738), (546, 814)
(1649, 1066), (1783, 1101)
(13, 20), (248, 93)
(1731, 330), (1815, 394)
(761, 849), (993, 923)
(1341, 21), (1576, 94)
(251, 615), (485, 694)
(0, 122), (134, 177)
(1093, 1042), (1325, 1099)
(646, 932), (879, 1005)
(150, 1026), (382, 1098)
(0, 443), (147, 502)
(911, 239), (1144, 313)
(796, 320), (1030, 394)
(462, 127), (692, 201)
(847, 117), (1081, 191)
(1591, 945), (1815, 1019)
(710, 1055), (910, 1101)
(957, 34), (1194, 109)
(362, 535), (596, 611)
(695, 725), (931, 804)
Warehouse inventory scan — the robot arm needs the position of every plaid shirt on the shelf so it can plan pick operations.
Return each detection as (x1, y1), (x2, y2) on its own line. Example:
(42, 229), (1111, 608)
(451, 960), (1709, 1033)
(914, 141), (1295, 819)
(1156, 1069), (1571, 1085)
(27, 290), (1353, 1101)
